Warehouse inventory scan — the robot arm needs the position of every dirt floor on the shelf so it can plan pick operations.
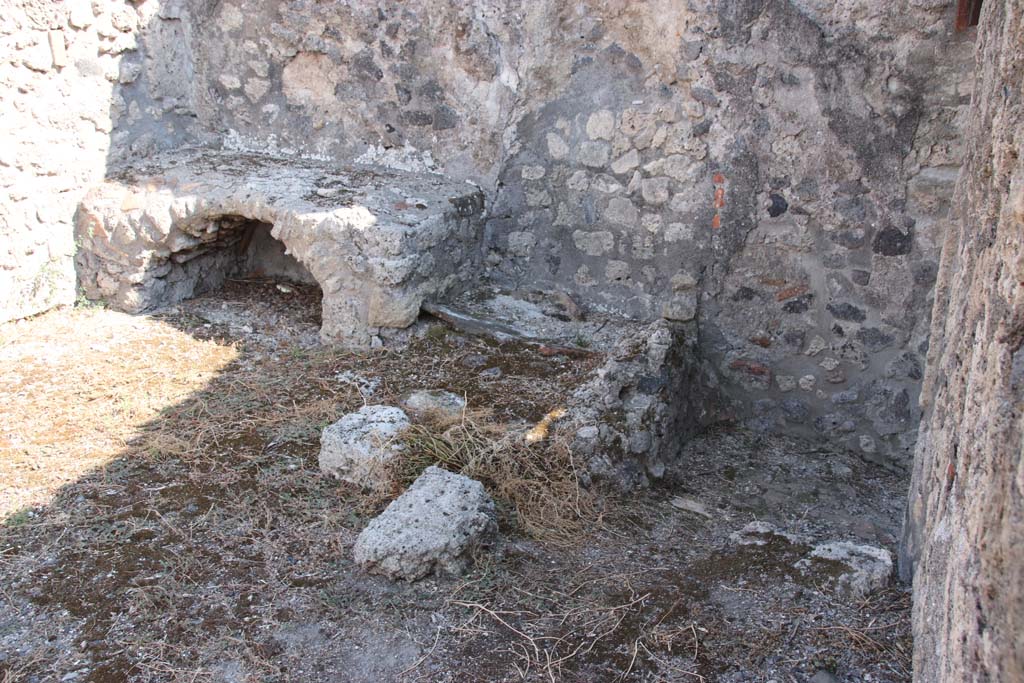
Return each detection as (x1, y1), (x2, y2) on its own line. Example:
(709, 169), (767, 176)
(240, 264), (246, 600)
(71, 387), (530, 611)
(1, 282), (911, 683)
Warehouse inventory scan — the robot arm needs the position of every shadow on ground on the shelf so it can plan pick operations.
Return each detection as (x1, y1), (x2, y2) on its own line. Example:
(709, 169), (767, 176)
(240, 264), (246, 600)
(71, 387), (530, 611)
(1, 282), (910, 683)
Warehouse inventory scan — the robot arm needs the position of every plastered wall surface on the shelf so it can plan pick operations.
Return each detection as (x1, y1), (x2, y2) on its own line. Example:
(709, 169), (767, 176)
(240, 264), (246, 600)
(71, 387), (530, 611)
(901, 1), (1024, 679)
(0, 1), (208, 322)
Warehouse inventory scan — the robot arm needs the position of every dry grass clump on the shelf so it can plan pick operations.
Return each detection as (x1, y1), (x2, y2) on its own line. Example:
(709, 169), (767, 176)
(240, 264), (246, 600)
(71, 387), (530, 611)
(387, 412), (599, 544)
(809, 588), (912, 679)
(448, 576), (660, 683)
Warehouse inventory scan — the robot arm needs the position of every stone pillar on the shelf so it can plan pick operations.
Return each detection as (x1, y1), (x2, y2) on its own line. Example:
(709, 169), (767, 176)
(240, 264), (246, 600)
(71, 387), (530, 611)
(900, 1), (1024, 681)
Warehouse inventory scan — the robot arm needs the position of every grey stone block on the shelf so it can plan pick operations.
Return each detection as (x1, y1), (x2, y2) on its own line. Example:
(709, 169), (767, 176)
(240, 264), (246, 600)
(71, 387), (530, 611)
(353, 466), (496, 581)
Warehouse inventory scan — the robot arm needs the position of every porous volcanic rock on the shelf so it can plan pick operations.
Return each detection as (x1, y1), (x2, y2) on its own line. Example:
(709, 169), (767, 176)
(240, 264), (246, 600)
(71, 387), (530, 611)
(319, 405), (410, 488)
(901, 2), (1024, 680)
(399, 390), (467, 423)
(353, 466), (496, 581)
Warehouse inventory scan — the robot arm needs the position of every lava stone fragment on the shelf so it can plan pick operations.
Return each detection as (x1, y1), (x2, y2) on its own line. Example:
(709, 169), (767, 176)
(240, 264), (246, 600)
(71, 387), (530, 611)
(400, 109), (433, 127)
(834, 196), (868, 223)
(822, 252), (847, 269)
(767, 193), (789, 217)
(851, 269), (871, 286)
(836, 180), (868, 195)
(872, 227), (912, 256)
(886, 352), (923, 380)
(690, 86), (720, 106)
(831, 389), (859, 404)
(351, 51), (383, 82)
(893, 388), (911, 422)
(571, 55), (594, 74)
(418, 79), (445, 101)
(432, 104), (459, 130)
(781, 398), (810, 423)
(829, 230), (867, 249)
(783, 294), (814, 314)
(827, 302), (867, 322)
(637, 374), (667, 394)
(856, 327), (895, 352)
(731, 286), (758, 301)
(783, 329), (806, 348)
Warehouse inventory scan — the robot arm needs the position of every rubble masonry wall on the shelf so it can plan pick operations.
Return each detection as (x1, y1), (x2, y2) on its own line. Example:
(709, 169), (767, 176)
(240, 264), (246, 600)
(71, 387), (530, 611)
(4, 0), (978, 464)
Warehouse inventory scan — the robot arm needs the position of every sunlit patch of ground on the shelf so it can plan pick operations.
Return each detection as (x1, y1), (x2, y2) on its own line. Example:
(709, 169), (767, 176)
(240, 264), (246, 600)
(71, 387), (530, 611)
(0, 306), (238, 519)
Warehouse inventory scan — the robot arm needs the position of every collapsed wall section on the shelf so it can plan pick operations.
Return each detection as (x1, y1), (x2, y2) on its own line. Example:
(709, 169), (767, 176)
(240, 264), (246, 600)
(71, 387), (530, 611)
(569, 319), (716, 488)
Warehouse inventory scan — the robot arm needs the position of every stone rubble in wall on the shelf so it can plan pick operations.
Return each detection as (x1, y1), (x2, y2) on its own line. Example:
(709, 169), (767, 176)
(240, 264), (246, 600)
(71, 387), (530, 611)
(2, 0), (977, 468)
(481, 0), (972, 465)
(0, 2), (108, 322)
(0, 0), (204, 323)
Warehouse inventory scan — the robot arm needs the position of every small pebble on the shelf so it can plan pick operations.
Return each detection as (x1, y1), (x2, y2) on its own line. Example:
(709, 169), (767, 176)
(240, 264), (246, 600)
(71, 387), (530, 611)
(460, 353), (488, 368)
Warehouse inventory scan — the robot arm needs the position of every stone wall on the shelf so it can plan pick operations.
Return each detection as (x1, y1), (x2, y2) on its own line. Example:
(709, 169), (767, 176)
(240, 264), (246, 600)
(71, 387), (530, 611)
(186, 0), (520, 184)
(176, 0), (975, 464)
(484, 0), (974, 466)
(0, 0), (201, 323)
(901, 0), (1024, 679)
(3, 0), (979, 465)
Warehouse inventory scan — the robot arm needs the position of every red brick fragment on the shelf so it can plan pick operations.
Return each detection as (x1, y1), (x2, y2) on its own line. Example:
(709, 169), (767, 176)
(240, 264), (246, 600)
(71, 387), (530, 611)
(728, 359), (771, 376)
(775, 284), (809, 301)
